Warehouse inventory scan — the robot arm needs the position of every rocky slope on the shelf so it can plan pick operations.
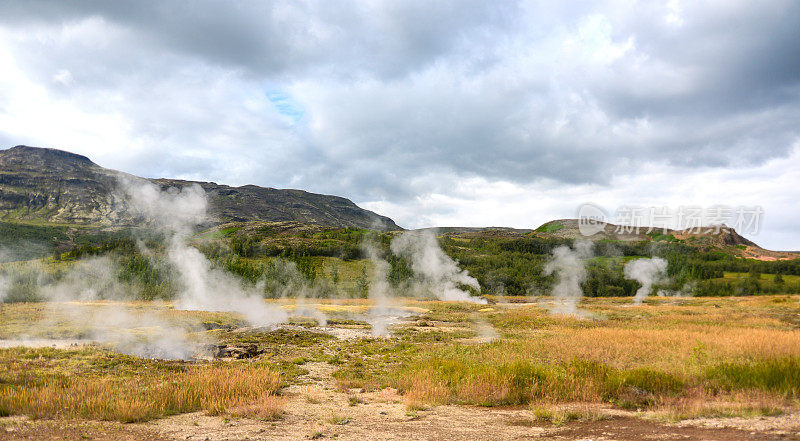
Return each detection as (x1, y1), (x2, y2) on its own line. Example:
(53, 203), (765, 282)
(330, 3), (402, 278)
(0, 145), (399, 231)
(530, 219), (795, 259)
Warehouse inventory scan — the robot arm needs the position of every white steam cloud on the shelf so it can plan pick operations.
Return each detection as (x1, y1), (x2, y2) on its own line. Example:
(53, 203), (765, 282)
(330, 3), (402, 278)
(390, 230), (485, 304)
(0, 179), (298, 359)
(120, 179), (288, 327)
(363, 241), (392, 336)
(0, 255), (209, 359)
(543, 240), (594, 315)
(624, 257), (668, 305)
(0, 274), (8, 303)
(1, 185), (497, 350)
(657, 281), (695, 299)
(43, 256), (126, 301)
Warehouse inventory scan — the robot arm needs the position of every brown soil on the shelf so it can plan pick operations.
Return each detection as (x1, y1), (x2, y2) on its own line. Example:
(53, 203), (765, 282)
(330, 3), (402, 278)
(551, 416), (800, 440)
(0, 418), (172, 441)
(742, 246), (798, 261)
(4, 411), (798, 441)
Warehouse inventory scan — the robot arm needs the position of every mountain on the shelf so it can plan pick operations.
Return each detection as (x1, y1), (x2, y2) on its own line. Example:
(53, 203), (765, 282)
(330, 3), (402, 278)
(419, 219), (795, 260)
(528, 219), (795, 260)
(0, 145), (399, 231)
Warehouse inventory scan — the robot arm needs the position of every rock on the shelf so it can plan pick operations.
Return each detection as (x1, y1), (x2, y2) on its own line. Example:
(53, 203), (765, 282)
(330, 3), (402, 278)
(201, 322), (233, 331)
(213, 343), (262, 359)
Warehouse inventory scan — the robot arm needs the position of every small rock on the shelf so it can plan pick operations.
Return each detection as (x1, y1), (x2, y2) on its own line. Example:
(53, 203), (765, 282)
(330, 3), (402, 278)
(213, 343), (263, 359)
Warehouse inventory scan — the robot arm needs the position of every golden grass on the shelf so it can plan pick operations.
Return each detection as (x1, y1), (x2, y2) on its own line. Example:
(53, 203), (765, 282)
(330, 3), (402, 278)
(485, 301), (800, 372)
(507, 326), (800, 372)
(402, 370), (449, 409)
(0, 364), (281, 422)
(301, 384), (326, 404)
(530, 404), (608, 425)
(385, 296), (800, 417)
(226, 394), (287, 420)
(655, 390), (786, 421)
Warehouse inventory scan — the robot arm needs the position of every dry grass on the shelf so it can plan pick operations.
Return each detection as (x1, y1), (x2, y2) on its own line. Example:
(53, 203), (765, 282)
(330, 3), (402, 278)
(301, 384), (326, 404)
(386, 296), (800, 417)
(226, 394), (287, 420)
(0, 364), (281, 422)
(494, 326), (800, 373)
(2, 295), (799, 422)
(530, 404), (609, 425)
(655, 389), (786, 421)
(401, 370), (450, 409)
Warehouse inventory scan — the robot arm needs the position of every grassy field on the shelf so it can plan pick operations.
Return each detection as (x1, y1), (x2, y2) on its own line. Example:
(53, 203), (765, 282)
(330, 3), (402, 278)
(716, 271), (800, 286)
(1, 295), (799, 425)
(391, 298), (800, 417)
(0, 351), (284, 422)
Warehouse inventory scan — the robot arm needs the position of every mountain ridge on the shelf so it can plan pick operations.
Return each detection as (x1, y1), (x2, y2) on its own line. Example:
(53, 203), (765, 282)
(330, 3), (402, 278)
(527, 218), (796, 260)
(0, 145), (400, 231)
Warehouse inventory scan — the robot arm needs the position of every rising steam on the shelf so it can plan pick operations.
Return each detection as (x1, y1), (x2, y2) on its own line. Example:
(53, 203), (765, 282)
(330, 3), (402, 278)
(543, 240), (593, 315)
(363, 241), (392, 336)
(390, 230), (485, 304)
(0, 254), (210, 359)
(623, 257), (668, 305)
(0, 180), (293, 359)
(657, 281), (695, 298)
(0, 183), (499, 351)
(121, 179), (288, 327)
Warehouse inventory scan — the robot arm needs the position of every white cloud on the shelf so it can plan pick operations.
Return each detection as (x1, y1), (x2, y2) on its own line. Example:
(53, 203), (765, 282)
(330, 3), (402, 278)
(0, 1), (799, 249)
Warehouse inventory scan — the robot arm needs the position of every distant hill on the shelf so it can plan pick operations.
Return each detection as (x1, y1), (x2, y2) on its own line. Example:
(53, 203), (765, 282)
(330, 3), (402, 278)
(416, 219), (796, 260)
(527, 219), (796, 260)
(0, 145), (399, 231)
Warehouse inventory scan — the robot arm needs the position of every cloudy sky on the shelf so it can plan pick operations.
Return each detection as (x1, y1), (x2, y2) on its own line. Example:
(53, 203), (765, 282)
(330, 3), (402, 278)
(0, 1), (798, 249)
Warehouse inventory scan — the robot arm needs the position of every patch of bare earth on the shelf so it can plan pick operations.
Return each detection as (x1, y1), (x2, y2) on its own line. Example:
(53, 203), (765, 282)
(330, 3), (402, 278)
(672, 413), (800, 437)
(550, 416), (800, 441)
(0, 417), (172, 441)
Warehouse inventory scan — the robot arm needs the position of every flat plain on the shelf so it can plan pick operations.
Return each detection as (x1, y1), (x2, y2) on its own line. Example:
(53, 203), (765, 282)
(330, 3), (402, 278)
(2, 295), (799, 440)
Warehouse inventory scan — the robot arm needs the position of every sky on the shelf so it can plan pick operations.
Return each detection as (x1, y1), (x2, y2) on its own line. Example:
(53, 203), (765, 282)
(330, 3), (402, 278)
(0, 1), (798, 250)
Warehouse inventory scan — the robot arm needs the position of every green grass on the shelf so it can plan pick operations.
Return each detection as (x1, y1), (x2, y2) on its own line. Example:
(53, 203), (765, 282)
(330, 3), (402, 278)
(719, 272), (800, 284)
(706, 357), (800, 397)
(534, 221), (563, 233)
(391, 352), (687, 407)
(647, 231), (678, 242)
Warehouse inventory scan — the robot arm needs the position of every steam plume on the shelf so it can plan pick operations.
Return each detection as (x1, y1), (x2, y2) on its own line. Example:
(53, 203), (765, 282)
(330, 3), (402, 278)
(543, 240), (593, 315)
(657, 281), (695, 298)
(1, 255), (209, 360)
(363, 242), (392, 336)
(390, 230), (485, 304)
(624, 257), (668, 305)
(120, 179), (287, 327)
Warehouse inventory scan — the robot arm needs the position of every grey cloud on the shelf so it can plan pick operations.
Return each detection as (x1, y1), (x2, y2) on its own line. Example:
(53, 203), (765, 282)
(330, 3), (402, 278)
(0, 0), (514, 80)
(292, 1), (800, 195)
(1, 0), (799, 247)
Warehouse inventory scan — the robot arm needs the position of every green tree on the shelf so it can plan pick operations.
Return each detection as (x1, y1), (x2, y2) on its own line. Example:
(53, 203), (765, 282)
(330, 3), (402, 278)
(356, 265), (369, 298)
(329, 263), (340, 286)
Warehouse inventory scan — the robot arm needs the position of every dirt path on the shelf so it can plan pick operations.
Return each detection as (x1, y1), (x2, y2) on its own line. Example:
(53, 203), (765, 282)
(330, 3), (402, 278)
(3, 362), (800, 440)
